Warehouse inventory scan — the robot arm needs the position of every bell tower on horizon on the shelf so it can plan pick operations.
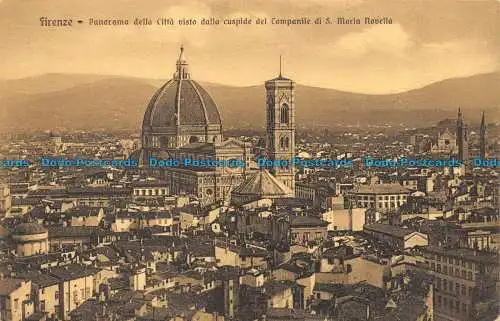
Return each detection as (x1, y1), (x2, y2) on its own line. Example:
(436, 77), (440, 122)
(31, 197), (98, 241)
(265, 57), (296, 195)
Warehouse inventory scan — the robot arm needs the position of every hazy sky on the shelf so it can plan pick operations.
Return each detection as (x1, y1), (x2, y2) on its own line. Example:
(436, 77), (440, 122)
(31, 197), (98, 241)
(0, 0), (499, 93)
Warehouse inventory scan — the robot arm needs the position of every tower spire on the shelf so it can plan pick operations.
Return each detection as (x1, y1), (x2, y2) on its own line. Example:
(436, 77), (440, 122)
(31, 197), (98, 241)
(456, 106), (468, 165)
(480, 111), (486, 159)
(279, 55), (282, 78)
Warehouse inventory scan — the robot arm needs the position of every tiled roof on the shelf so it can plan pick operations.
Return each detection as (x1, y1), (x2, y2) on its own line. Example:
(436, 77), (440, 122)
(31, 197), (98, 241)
(354, 184), (410, 195)
(232, 169), (292, 197)
(143, 79), (222, 129)
(12, 222), (47, 235)
(291, 215), (328, 228)
(0, 278), (26, 296)
(364, 223), (416, 238)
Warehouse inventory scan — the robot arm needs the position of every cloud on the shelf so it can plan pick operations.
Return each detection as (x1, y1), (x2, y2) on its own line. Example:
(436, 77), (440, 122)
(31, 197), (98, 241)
(334, 24), (411, 57)
(0, 0), (498, 93)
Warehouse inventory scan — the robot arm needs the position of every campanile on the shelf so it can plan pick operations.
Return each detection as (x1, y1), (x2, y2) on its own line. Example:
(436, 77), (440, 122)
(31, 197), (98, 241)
(265, 60), (296, 194)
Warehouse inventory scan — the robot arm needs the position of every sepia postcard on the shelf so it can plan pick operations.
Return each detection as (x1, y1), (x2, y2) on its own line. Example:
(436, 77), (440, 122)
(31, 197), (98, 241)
(0, 1), (499, 321)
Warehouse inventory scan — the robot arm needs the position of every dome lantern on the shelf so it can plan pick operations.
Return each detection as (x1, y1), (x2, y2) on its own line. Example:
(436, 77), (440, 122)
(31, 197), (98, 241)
(174, 45), (190, 80)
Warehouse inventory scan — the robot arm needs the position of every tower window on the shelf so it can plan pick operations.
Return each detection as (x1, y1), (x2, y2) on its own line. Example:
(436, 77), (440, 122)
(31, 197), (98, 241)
(151, 136), (159, 148)
(280, 104), (289, 124)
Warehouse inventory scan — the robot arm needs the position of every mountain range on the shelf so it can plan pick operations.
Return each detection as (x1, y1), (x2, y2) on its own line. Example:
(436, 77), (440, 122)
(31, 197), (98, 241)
(0, 72), (498, 133)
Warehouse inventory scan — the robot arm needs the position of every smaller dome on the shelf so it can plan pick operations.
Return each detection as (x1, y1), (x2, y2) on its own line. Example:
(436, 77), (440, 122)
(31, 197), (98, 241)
(13, 222), (47, 235)
(232, 169), (292, 198)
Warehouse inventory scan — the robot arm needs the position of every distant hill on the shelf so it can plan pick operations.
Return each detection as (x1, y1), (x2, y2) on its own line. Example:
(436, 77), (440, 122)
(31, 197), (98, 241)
(0, 72), (498, 133)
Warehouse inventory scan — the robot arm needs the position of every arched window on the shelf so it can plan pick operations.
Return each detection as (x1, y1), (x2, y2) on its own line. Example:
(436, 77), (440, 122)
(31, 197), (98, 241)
(280, 104), (289, 124)
(284, 137), (289, 148)
(280, 137), (284, 149)
(151, 136), (159, 148)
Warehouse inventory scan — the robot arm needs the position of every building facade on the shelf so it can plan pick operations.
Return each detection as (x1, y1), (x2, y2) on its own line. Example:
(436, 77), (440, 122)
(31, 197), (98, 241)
(0, 184), (12, 218)
(351, 183), (411, 213)
(423, 246), (499, 321)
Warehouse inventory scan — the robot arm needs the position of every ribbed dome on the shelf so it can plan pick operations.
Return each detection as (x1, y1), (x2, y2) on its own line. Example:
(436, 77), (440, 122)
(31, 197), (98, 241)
(142, 79), (222, 129)
(13, 222), (47, 235)
(142, 46), (222, 131)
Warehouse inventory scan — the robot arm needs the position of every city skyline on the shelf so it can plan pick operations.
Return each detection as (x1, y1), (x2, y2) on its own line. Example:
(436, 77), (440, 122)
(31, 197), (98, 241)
(0, 0), (499, 94)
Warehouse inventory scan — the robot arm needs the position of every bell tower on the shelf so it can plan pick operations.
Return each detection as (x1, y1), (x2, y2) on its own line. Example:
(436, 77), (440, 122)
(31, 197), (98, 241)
(480, 111), (486, 159)
(265, 57), (295, 195)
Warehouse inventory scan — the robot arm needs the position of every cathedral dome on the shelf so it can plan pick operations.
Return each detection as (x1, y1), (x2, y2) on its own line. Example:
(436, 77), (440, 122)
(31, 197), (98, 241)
(142, 78), (222, 129)
(141, 46), (223, 149)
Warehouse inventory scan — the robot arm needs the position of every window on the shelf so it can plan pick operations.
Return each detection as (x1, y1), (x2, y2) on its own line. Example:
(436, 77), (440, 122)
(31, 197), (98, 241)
(280, 104), (289, 124)
(461, 285), (466, 295)
(40, 300), (45, 311)
(55, 291), (59, 300)
(14, 298), (19, 310)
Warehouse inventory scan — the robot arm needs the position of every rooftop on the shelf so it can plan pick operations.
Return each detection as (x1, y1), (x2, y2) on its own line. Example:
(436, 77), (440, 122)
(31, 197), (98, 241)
(364, 223), (418, 238)
(425, 246), (499, 265)
(0, 278), (26, 296)
(291, 215), (329, 228)
(355, 183), (410, 195)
